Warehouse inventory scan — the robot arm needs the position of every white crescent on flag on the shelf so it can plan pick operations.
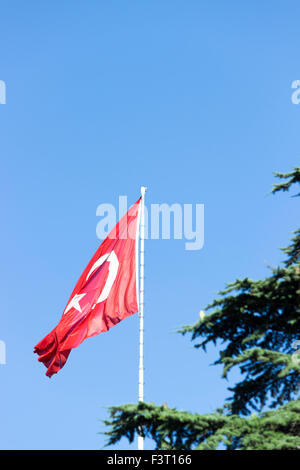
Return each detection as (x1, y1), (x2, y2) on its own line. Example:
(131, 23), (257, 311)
(86, 251), (119, 306)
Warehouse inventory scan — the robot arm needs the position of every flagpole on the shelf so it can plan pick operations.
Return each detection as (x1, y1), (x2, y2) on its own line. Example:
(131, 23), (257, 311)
(138, 186), (146, 451)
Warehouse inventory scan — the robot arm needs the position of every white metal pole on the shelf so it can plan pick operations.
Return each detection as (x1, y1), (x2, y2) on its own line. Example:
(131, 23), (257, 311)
(138, 186), (146, 451)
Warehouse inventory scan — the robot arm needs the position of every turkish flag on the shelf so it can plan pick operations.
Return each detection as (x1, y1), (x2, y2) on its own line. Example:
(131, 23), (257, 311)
(34, 197), (141, 377)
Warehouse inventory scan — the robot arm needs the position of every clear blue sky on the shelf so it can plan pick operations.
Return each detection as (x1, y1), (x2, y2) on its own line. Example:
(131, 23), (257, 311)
(0, 1), (299, 450)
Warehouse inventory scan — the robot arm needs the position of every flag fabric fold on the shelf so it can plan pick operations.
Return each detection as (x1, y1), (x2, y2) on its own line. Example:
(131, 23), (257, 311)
(34, 197), (141, 377)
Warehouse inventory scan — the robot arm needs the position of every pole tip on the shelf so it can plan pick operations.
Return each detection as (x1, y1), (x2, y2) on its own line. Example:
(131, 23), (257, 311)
(140, 186), (147, 196)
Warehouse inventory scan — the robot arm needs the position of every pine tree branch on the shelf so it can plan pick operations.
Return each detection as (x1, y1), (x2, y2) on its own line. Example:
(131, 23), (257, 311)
(103, 400), (300, 450)
(271, 167), (300, 197)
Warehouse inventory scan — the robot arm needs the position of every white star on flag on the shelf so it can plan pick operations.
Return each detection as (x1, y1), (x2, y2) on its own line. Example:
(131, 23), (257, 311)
(64, 293), (86, 314)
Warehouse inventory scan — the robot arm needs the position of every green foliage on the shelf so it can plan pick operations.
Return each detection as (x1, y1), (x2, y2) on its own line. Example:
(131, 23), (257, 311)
(103, 167), (300, 449)
(179, 167), (300, 415)
(104, 400), (300, 450)
(271, 167), (300, 267)
(271, 167), (300, 197)
(180, 265), (300, 414)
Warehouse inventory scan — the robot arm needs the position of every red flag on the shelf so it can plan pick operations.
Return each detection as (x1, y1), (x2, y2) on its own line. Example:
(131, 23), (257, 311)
(34, 197), (141, 377)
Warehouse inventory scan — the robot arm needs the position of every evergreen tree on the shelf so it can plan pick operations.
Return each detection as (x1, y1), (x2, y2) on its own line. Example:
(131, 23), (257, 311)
(103, 168), (300, 450)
